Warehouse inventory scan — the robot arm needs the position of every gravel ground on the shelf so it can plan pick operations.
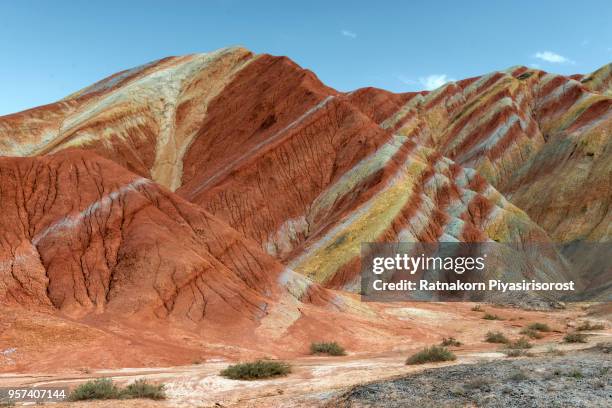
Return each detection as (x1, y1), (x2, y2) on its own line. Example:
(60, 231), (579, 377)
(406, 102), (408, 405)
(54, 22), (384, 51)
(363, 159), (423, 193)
(331, 344), (612, 408)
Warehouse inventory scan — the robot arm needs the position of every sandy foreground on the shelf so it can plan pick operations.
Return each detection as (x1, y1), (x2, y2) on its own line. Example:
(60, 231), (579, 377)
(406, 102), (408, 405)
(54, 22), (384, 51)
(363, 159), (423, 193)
(1, 304), (610, 407)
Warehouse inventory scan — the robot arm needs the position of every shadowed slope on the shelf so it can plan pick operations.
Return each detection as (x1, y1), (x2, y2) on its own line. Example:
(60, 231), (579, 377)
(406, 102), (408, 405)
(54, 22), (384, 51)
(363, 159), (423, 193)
(0, 149), (282, 324)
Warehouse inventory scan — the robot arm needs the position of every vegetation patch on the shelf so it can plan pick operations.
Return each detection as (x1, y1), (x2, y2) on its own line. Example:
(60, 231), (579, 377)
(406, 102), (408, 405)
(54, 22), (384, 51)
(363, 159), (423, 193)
(527, 322), (551, 332)
(564, 332), (588, 343)
(508, 369), (529, 381)
(440, 337), (462, 347)
(567, 369), (583, 379)
(310, 341), (346, 356)
(463, 377), (492, 390)
(120, 379), (165, 400)
(545, 346), (565, 356)
(471, 305), (483, 312)
(506, 337), (533, 349)
(520, 328), (543, 339)
(576, 321), (605, 331)
(69, 378), (166, 401)
(220, 360), (291, 380)
(406, 346), (456, 365)
(482, 313), (503, 320)
(485, 331), (509, 344)
(69, 378), (120, 401)
(504, 349), (532, 358)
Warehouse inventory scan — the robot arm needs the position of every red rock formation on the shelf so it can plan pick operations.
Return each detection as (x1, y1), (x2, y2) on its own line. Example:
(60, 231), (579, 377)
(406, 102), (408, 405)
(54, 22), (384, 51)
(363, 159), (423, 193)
(0, 49), (610, 369)
(0, 149), (283, 327)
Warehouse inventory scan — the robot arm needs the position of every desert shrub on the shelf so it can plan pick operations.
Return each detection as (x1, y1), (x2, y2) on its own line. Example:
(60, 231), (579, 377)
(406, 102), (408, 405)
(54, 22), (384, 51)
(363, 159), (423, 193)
(545, 346), (565, 356)
(576, 321), (605, 331)
(504, 349), (532, 357)
(120, 379), (165, 400)
(463, 377), (491, 390)
(406, 346), (456, 365)
(508, 370), (529, 381)
(220, 360), (291, 380)
(471, 305), (483, 312)
(520, 328), (543, 339)
(567, 369), (583, 378)
(310, 341), (346, 356)
(506, 337), (533, 349)
(449, 385), (466, 396)
(527, 322), (551, 332)
(440, 337), (462, 347)
(482, 313), (503, 320)
(69, 378), (119, 401)
(564, 332), (588, 343)
(69, 378), (166, 401)
(485, 331), (509, 344)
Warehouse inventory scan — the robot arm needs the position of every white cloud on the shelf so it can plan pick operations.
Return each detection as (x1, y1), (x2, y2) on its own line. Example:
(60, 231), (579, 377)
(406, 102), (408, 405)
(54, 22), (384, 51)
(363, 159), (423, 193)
(341, 29), (357, 39)
(397, 75), (416, 85)
(419, 74), (455, 90)
(533, 51), (574, 64)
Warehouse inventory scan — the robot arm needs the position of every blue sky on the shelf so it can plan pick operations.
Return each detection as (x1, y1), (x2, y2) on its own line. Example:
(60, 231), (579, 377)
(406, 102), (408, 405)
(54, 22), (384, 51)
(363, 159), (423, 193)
(1, 0), (611, 115)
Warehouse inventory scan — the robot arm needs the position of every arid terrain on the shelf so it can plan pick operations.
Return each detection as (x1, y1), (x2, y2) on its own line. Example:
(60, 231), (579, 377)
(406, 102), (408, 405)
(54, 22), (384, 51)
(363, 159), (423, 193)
(332, 342), (612, 408)
(1, 305), (610, 407)
(0, 47), (610, 406)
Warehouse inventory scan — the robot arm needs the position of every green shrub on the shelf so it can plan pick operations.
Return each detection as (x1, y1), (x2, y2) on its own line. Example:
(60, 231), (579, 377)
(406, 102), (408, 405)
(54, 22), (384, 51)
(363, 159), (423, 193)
(527, 322), (551, 332)
(564, 332), (588, 343)
(310, 341), (346, 356)
(520, 328), (543, 339)
(576, 321), (605, 331)
(69, 378), (119, 401)
(120, 379), (165, 400)
(440, 337), (462, 347)
(483, 313), (503, 320)
(220, 360), (291, 380)
(567, 369), (583, 378)
(69, 378), (166, 401)
(485, 331), (509, 344)
(506, 337), (533, 349)
(406, 346), (456, 365)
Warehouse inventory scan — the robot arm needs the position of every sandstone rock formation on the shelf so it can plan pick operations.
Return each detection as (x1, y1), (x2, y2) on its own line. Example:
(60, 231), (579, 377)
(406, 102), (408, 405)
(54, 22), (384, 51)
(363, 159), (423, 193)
(0, 48), (610, 368)
(0, 150), (284, 322)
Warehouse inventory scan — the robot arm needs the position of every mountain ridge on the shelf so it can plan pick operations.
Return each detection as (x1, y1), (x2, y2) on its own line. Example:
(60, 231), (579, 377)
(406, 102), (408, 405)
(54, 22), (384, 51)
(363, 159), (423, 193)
(0, 48), (610, 369)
